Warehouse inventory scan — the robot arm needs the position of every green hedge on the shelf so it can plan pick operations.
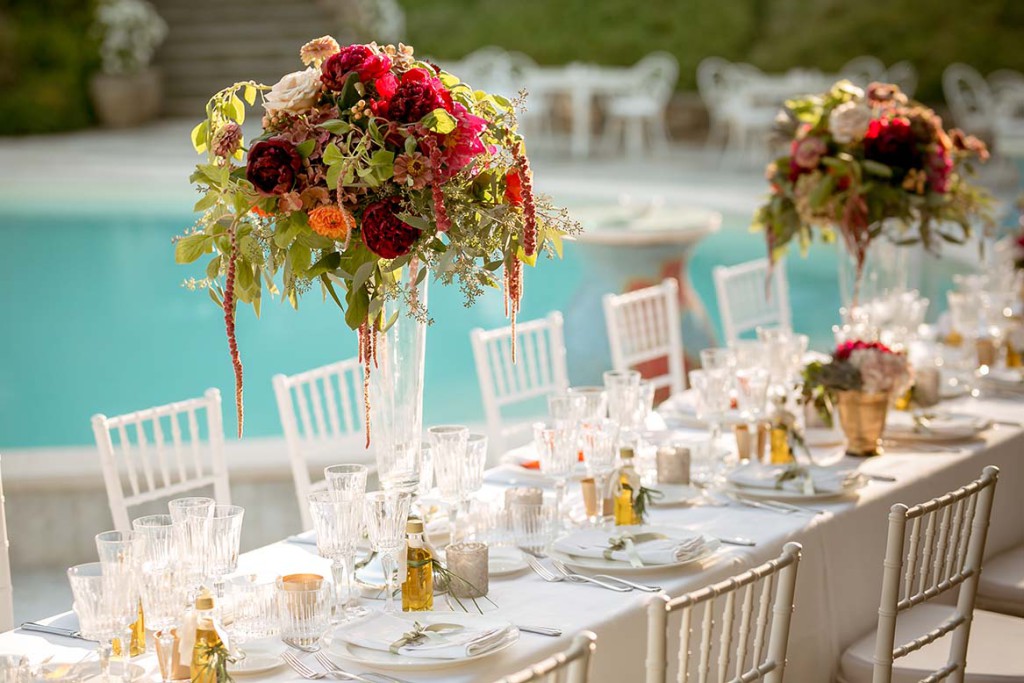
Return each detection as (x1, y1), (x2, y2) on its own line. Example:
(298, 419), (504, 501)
(0, 0), (97, 135)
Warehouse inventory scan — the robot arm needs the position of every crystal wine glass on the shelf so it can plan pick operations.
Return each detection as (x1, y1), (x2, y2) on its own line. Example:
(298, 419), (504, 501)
(688, 368), (732, 464)
(186, 504), (244, 595)
(323, 464), (368, 500)
(603, 370), (641, 432)
(547, 392), (586, 425)
(567, 386), (608, 421)
(168, 497), (214, 596)
(427, 424), (470, 547)
(94, 529), (141, 662)
(533, 420), (577, 530)
(735, 367), (770, 462)
(362, 490), (412, 613)
(578, 418), (619, 526)
(307, 490), (368, 623)
(68, 562), (137, 681)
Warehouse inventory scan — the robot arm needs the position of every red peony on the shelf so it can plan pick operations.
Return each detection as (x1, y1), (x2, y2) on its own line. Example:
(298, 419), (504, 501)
(361, 199), (421, 258)
(245, 138), (302, 196)
(834, 340), (894, 362)
(863, 116), (922, 174)
(374, 72), (398, 101)
(320, 44), (392, 90)
(387, 68), (453, 124)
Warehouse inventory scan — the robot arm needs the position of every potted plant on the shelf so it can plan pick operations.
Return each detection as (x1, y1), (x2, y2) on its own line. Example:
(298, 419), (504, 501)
(89, 0), (168, 127)
(802, 340), (912, 456)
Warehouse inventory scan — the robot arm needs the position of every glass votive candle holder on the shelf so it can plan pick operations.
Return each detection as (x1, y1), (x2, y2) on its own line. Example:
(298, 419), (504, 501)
(913, 366), (942, 407)
(511, 503), (557, 553)
(504, 486), (543, 507)
(656, 445), (691, 484)
(0, 655), (30, 683)
(445, 541), (489, 599)
(277, 573), (331, 650)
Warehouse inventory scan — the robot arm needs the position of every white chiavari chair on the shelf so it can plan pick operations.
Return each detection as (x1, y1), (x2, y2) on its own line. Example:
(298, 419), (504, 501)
(943, 63), (995, 136)
(0, 456), (13, 632)
(839, 55), (887, 87)
(840, 466), (1024, 683)
(493, 632), (597, 683)
(272, 357), (371, 530)
(91, 388), (230, 532)
(470, 312), (569, 455)
(712, 258), (792, 345)
(975, 544), (1024, 618)
(603, 278), (686, 398)
(645, 542), (802, 683)
(885, 61), (918, 98)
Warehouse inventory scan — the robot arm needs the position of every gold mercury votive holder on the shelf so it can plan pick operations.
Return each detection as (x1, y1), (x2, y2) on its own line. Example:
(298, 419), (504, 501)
(656, 445), (692, 484)
(445, 542), (489, 599)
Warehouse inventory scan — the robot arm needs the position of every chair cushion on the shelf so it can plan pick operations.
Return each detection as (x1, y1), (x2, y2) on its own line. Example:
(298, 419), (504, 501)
(977, 545), (1024, 617)
(840, 603), (1024, 683)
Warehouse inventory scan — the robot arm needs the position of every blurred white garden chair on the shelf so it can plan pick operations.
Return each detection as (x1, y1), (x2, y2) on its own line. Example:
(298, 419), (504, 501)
(697, 56), (734, 149)
(943, 63), (996, 136)
(603, 278), (686, 397)
(645, 542), (802, 683)
(273, 357), (371, 530)
(603, 51), (679, 156)
(839, 466), (1024, 683)
(493, 632), (597, 683)
(840, 55), (886, 87)
(91, 388), (230, 531)
(885, 60), (918, 97)
(0, 457), (13, 632)
(471, 312), (569, 455)
(713, 258), (791, 345)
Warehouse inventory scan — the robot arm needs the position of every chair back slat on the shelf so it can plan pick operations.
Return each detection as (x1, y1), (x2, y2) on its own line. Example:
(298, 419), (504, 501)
(872, 466), (999, 683)
(273, 357), (370, 530)
(646, 543), (801, 683)
(491, 631), (596, 683)
(603, 278), (686, 397)
(470, 313), (570, 454)
(0, 458), (14, 632)
(92, 388), (230, 531)
(712, 259), (792, 345)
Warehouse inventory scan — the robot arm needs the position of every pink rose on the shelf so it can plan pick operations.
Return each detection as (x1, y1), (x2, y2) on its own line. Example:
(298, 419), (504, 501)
(793, 136), (827, 170)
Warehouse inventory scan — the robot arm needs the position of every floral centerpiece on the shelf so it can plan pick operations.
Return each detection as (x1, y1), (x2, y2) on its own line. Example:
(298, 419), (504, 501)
(802, 340), (912, 456)
(754, 80), (991, 293)
(175, 38), (576, 440)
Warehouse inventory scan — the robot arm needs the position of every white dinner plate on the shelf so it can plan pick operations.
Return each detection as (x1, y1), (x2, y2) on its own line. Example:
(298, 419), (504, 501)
(488, 546), (528, 576)
(229, 651), (284, 675)
(326, 611), (519, 671)
(724, 463), (868, 501)
(649, 483), (702, 507)
(804, 428), (845, 448)
(38, 662), (146, 681)
(885, 411), (990, 443)
(547, 526), (720, 574)
(498, 447), (587, 482)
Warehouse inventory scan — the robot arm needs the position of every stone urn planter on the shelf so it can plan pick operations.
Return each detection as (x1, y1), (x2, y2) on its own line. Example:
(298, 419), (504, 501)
(89, 67), (162, 128)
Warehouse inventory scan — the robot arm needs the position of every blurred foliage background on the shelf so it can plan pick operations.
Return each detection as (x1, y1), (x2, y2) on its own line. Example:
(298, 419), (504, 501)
(2, 0), (1023, 135)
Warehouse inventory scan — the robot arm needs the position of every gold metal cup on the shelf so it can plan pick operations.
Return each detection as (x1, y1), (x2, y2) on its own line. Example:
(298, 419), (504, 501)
(837, 390), (890, 457)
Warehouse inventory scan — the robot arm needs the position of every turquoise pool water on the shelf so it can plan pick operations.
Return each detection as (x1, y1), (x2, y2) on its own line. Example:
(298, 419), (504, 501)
(0, 207), (961, 449)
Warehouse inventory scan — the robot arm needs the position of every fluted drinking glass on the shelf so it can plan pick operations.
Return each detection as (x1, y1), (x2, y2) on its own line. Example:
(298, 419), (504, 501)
(307, 491), (367, 623)
(363, 491), (412, 613)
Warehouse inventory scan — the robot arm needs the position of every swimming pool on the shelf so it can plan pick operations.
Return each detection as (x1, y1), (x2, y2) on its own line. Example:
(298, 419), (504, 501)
(0, 207), (965, 449)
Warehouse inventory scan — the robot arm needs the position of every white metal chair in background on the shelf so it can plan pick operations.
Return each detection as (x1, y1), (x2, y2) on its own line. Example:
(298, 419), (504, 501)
(885, 60), (918, 97)
(470, 312), (569, 455)
(713, 258), (792, 346)
(603, 278), (686, 397)
(645, 542), (802, 683)
(943, 63), (996, 137)
(273, 357), (370, 530)
(840, 466), (1024, 683)
(0, 457), (13, 632)
(839, 55), (887, 87)
(603, 51), (680, 156)
(696, 56), (734, 149)
(91, 388), (230, 532)
(493, 632), (597, 683)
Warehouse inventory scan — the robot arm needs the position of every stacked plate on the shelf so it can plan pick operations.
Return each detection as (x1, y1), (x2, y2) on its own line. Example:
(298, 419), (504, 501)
(884, 411), (990, 443)
(548, 525), (719, 574)
(724, 461), (867, 501)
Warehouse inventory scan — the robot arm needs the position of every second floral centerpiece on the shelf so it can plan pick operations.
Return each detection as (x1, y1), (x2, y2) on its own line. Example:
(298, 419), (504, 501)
(802, 340), (912, 456)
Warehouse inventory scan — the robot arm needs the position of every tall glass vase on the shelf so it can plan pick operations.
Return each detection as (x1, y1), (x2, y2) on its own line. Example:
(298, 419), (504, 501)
(837, 231), (910, 311)
(369, 265), (428, 493)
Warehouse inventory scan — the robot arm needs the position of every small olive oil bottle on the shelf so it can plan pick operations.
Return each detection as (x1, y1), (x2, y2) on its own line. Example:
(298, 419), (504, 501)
(402, 519), (433, 611)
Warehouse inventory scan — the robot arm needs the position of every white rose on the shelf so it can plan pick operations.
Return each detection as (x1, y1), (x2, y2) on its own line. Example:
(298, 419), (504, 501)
(264, 68), (322, 114)
(829, 100), (873, 144)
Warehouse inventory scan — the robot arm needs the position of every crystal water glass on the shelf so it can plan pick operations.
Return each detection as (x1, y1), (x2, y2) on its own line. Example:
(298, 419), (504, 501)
(0, 655), (29, 683)
(363, 491), (412, 613)
(168, 497), (214, 594)
(689, 368), (732, 473)
(578, 418), (619, 526)
(417, 441), (435, 497)
(138, 561), (189, 678)
(547, 393), (586, 424)
(323, 464), (368, 500)
(307, 490), (368, 622)
(68, 562), (137, 680)
(186, 504), (243, 594)
(511, 503), (556, 554)
(226, 574), (279, 659)
(603, 370), (642, 431)
(277, 574), (332, 651)
(428, 424), (471, 547)
(132, 514), (177, 569)
(533, 420), (577, 530)
(735, 367), (770, 461)
(567, 386), (608, 420)
(376, 441), (421, 493)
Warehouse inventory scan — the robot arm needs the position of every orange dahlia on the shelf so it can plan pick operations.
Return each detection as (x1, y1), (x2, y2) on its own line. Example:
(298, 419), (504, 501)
(309, 205), (355, 241)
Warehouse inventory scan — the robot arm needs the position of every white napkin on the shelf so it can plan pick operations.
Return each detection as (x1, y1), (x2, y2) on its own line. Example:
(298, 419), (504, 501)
(885, 411), (987, 438)
(728, 462), (859, 494)
(552, 527), (706, 565)
(339, 613), (512, 660)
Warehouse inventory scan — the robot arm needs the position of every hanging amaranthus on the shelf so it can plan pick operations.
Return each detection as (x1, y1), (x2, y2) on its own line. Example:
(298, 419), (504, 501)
(223, 224), (244, 438)
(358, 321), (377, 448)
(504, 257), (523, 363)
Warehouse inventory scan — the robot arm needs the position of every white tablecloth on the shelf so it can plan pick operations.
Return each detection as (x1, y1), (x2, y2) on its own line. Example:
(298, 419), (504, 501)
(1, 395), (1022, 682)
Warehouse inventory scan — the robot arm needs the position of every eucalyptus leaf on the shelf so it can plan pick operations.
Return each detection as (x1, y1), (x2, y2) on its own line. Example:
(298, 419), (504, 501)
(352, 260), (376, 294)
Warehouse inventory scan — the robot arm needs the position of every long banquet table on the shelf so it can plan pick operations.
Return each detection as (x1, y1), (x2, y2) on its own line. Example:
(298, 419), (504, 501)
(1, 394), (1022, 682)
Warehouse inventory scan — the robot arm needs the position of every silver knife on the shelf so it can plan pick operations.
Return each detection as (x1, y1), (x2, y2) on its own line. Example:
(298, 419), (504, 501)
(20, 622), (90, 640)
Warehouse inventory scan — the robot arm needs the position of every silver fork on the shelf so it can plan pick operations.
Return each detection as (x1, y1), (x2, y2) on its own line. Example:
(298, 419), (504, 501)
(524, 555), (631, 592)
(549, 559), (661, 592)
(313, 651), (409, 683)
(283, 650), (333, 680)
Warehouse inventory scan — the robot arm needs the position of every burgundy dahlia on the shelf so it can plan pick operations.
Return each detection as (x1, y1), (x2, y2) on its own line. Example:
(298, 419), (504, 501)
(246, 138), (302, 196)
(388, 68), (450, 123)
(863, 117), (922, 174)
(360, 199), (421, 258)
(321, 44), (392, 90)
